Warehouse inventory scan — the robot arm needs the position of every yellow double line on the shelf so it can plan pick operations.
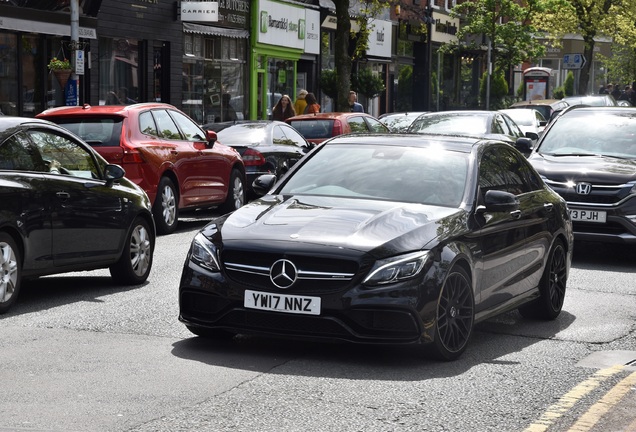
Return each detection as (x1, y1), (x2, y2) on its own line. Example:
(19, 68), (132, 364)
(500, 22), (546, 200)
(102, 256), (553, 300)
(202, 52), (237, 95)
(524, 365), (636, 432)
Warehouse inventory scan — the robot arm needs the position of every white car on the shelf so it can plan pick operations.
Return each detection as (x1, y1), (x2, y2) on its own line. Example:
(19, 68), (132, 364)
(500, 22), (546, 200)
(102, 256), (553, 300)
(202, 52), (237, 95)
(499, 108), (547, 137)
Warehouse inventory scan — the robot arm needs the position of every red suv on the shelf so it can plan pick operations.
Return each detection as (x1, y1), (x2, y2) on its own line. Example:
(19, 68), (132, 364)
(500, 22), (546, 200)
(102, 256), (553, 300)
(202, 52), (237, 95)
(285, 112), (390, 145)
(38, 103), (246, 234)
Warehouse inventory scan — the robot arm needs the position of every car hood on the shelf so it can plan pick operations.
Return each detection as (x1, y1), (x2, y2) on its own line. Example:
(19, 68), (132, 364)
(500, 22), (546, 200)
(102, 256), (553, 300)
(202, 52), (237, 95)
(212, 194), (466, 256)
(529, 153), (636, 182)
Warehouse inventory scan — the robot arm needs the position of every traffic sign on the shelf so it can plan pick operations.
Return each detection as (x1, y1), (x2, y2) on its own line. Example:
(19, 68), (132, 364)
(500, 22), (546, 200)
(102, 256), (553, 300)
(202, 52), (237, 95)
(563, 53), (586, 69)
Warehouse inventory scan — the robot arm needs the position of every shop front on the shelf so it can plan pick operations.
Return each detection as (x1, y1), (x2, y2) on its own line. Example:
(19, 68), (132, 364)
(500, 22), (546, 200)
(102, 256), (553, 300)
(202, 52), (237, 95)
(251, 0), (319, 119)
(0, 2), (97, 116)
(180, 0), (250, 124)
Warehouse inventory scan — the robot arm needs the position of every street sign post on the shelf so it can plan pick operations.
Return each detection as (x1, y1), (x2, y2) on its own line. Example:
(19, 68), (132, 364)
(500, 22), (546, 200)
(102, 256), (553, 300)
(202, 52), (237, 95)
(563, 53), (586, 69)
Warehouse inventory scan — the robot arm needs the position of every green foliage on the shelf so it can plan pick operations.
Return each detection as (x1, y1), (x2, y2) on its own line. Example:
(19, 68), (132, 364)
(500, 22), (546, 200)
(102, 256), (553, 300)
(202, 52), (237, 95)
(352, 67), (385, 99)
(553, 86), (565, 99)
(516, 80), (524, 98)
(396, 65), (413, 111)
(320, 69), (338, 100)
(479, 71), (509, 109)
(448, 0), (547, 72)
(564, 71), (575, 96)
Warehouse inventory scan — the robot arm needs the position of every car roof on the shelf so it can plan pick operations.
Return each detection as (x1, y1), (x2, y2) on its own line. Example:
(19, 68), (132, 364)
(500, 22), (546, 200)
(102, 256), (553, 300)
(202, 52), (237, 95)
(37, 102), (180, 117)
(510, 99), (565, 107)
(325, 132), (500, 152)
(0, 116), (80, 140)
(286, 112), (377, 121)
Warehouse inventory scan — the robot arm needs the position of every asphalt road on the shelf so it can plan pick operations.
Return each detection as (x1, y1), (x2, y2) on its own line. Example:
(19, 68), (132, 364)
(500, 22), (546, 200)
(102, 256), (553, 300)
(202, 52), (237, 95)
(1, 211), (635, 432)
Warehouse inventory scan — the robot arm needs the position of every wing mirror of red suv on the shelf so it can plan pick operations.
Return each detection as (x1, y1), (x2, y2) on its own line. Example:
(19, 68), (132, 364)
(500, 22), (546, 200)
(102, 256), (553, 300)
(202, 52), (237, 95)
(206, 130), (218, 146)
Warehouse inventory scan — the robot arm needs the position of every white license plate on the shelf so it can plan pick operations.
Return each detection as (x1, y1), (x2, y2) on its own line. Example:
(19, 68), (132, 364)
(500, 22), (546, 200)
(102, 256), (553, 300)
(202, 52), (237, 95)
(569, 209), (607, 223)
(244, 290), (321, 315)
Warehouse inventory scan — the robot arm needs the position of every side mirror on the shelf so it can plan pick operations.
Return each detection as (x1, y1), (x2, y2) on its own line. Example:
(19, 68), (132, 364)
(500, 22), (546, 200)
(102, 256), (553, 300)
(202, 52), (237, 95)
(252, 174), (277, 196)
(479, 190), (520, 213)
(525, 131), (539, 140)
(104, 164), (125, 184)
(206, 130), (218, 145)
(514, 137), (533, 156)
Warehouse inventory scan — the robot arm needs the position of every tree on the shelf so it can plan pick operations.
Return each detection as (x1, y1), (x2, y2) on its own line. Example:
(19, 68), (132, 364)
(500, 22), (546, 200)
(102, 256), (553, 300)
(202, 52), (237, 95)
(330, 0), (390, 111)
(446, 0), (548, 76)
(533, 0), (620, 95)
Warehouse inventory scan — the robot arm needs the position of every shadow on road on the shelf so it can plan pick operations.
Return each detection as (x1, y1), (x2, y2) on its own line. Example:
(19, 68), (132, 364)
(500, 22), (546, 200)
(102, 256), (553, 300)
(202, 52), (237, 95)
(170, 308), (577, 379)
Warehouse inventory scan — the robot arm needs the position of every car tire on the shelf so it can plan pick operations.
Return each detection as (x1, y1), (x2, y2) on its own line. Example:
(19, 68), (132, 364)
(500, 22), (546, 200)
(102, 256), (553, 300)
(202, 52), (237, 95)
(109, 217), (154, 285)
(430, 266), (474, 361)
(186, 325), (236, 340)
(153, 177), (179, 235)
(0, 233), (21, 314)
(519, 239), (567, 320)
(218, 169), (245, 215)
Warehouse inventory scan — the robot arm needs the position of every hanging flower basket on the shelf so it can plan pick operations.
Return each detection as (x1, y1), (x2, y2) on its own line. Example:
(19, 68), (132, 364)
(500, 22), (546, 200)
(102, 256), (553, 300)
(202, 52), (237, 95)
(48, 57), (72, 88)
(52, 69), (72, 88)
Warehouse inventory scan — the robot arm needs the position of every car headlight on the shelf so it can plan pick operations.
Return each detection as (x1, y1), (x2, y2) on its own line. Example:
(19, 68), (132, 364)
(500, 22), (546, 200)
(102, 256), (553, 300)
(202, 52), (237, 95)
(190, 233), (221, 272)
(363, 251), (429, 286)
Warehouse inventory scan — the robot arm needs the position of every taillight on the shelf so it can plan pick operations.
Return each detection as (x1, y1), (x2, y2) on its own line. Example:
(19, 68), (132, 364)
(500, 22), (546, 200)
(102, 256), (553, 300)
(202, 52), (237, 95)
(122, 149), (145, 163)
(332, 120), (343, 136)
(242, 148), (266, 166)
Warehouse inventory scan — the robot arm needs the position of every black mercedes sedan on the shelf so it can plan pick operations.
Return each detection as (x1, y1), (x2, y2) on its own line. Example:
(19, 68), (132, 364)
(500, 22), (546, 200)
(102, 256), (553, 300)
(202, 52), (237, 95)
(527, 107), (636, 244)
(0, 117), (155, 314)
(179, 133), (573, 360)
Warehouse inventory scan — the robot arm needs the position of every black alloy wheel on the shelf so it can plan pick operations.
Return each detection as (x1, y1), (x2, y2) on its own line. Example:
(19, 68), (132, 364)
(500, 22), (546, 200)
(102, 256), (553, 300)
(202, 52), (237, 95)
(109, 217), (155, 285)
(0, 232), (21, 314)
(519, 239), (567, 320)
(431, 266), (474, 361)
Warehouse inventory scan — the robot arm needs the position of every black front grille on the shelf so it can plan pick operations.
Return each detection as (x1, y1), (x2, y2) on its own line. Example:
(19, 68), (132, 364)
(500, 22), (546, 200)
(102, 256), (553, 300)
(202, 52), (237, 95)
(221, 249), (361, 294)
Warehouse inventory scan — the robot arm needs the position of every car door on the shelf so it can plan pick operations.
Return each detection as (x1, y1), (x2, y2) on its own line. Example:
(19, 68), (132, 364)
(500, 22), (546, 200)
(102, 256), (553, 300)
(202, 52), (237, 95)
(471, 145), (540, 312)
(0, 131), (51, 273)
(25, 128), (126, 268)
(166, 109), (228, 205)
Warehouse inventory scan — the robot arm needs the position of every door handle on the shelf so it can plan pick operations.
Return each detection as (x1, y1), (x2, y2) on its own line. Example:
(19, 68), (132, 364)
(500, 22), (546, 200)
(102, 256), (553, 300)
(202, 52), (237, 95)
(544, 203), (554, 212)
(510, 210), (522, 219)
(56, 191), (70, 200)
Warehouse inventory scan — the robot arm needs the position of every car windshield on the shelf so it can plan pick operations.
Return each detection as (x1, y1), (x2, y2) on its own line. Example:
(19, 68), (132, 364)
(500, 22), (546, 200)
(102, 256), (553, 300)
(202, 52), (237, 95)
(538, 112), (636, 158)
(409, 114), (488, 135)
(381, 114), (421, 132)
(279, 143), (469, 207)
(501, 110), (533, 126)
(217, 124), (267, 145)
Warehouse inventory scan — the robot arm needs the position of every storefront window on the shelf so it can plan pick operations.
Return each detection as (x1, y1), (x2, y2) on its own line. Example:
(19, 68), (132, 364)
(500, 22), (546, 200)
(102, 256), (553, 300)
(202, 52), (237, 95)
(0, 33), (18, 116)
(182, 34), (247, 124)
(267, 58), (294, 116)
(98, 37), (140, 105)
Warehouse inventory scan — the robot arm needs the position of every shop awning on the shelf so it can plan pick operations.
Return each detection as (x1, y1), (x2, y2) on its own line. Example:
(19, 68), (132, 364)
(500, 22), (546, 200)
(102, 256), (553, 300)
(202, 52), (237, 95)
(183, 22), (249, 39)
(0, 16), (97, 39)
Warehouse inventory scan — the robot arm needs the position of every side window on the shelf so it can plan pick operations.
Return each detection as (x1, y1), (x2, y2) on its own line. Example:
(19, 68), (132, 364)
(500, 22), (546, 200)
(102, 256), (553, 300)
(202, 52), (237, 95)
(479, 146), (533, 196)
(27, 130), (100, 178)
(272, 125), (288, 145)
(169, 110), (206, 141)
(493, 114), (509, 135)
(348, 116), (368, 133)
(151, 109), (182, 140)
(365, 117), (389, 133)
(504, 115), (524, 137)
(280, 125), (307, 147)
(139, 111), (158, 137)
(0, 132), (46, 172)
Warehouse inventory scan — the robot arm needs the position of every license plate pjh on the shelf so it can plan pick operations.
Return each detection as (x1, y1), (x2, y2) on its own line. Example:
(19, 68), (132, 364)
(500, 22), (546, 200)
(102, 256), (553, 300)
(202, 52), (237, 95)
(569, 209), (606, 223)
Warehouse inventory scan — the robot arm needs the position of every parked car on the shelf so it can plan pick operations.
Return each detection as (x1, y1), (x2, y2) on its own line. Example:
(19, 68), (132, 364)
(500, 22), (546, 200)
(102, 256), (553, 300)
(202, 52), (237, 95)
(178, 133), (573, 360)
(37, 103), (246, 234)
(509, 99), (570, 121)
(499, 108), (548, 137)
(562, 94), (617, 107)
(527, 106), (636, 244)
(0, 116), (155, 314)
(202, 120), (312, 196)
(285, 112), (390, 145)
(407, 110), (538, 147)
(378, 111), (429, 132)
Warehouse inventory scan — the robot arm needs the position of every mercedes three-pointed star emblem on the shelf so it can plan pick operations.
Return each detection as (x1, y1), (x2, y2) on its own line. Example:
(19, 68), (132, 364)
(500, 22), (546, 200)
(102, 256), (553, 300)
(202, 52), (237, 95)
(269, 259), (298, 289)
